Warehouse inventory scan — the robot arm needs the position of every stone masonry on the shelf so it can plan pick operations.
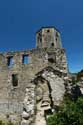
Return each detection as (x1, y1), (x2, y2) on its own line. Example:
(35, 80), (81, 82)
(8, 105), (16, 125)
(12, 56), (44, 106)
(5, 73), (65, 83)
(0, 27), (68, 125)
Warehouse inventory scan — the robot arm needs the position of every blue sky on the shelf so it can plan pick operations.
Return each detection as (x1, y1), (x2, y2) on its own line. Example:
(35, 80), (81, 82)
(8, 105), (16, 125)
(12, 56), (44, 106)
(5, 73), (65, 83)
(0, 0), (83, 73)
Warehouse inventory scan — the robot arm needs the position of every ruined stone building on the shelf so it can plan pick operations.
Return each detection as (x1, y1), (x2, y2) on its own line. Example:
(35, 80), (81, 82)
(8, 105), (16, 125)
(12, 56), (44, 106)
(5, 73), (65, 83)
(0, 27), (69, 125)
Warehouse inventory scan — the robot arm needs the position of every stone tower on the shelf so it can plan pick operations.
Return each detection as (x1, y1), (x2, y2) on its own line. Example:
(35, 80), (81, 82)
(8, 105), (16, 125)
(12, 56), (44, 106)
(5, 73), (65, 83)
(0, 26), (68, 125)
(36, 27), (62, 49)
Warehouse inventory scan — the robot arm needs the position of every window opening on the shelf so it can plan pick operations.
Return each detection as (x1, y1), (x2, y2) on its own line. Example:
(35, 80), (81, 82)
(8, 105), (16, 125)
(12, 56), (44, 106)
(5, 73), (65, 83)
(12, 74), (18, 87)
(56, 38), (57, 41)
(56, 32), (58, 37)
(22, 55), (29, 64)
(48, 58), (55, 63)
(7, 57), (13, 67)
(47, 30), (50, 33)
(51, 43), (54, 47)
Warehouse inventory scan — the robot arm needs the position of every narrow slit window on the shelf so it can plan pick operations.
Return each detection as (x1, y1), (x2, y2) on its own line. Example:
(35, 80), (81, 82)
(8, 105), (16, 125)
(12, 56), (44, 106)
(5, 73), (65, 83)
(56, 32), (58, 37)
(7, 57), (13, 67)
(12, 74), (18, 87)
(22, 55), (29, 64)
(51, 43), (54, 47)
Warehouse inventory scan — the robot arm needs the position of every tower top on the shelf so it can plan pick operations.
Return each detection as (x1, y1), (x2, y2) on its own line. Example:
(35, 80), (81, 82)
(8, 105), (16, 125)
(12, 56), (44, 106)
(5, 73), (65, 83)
(36, 27), (62, 49)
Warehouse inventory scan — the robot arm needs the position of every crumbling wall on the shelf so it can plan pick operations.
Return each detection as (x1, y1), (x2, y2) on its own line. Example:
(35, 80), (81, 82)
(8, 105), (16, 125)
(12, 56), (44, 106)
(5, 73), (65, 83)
(28, 67), (68, 125)
(0, 46), (68, 124)
(21, 84), (35, 125)
(35, 67), (67, 106)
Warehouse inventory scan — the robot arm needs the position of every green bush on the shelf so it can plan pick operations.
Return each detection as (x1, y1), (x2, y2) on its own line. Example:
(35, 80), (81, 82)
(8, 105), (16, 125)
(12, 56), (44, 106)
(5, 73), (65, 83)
(47, 97), (83, 125)
(0, 120), (14, 125)
(0, 120), (3, 125)
(7, 120), (13, 125)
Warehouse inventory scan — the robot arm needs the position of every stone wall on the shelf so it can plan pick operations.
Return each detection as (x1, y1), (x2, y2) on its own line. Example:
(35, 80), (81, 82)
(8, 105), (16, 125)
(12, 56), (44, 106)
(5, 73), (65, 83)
(0, 47), (68, 124)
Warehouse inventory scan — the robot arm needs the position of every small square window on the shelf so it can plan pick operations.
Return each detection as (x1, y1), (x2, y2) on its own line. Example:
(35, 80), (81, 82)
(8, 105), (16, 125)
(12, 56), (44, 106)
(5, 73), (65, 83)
(22, 55), (29, 64)
(12, 74), (18, 87)
(47, 30), (50, 33)
(48, 52), (56, 63)
(7, 56), (13, 67)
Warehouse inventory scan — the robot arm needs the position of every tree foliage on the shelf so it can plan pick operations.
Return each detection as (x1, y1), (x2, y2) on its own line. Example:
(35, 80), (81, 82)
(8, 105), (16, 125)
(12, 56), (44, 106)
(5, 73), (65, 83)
(47, 97), (83, 125)
(77, 70), (83, 82)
